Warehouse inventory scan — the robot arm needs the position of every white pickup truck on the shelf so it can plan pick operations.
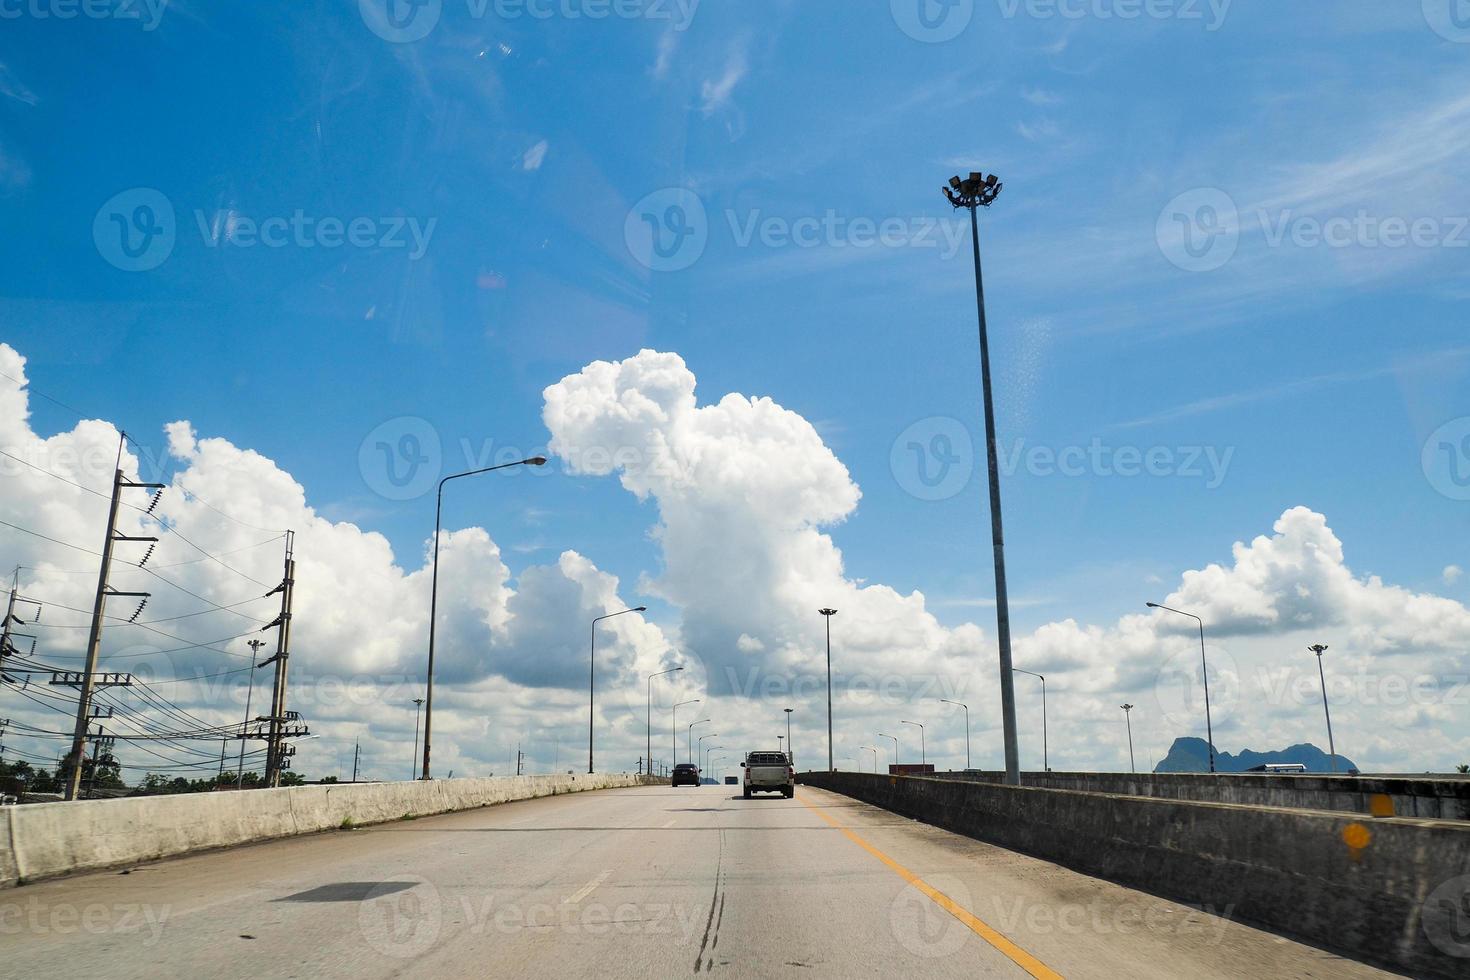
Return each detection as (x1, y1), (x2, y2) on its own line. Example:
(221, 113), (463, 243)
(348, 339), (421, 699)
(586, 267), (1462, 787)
(740, 751), (793, 799)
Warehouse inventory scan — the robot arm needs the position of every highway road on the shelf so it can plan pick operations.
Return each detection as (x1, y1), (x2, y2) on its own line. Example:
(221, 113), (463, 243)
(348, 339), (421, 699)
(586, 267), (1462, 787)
(2, 784), (1396, 978)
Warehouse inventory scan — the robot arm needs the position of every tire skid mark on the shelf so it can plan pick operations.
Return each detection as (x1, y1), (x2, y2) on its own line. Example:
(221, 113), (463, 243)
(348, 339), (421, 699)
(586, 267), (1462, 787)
(694, 829), (727, 972)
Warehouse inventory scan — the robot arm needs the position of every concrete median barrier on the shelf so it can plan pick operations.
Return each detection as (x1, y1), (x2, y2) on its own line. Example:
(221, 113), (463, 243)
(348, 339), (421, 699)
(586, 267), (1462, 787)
(799, 770), (1470, 979)
(0, 773), (663, 888)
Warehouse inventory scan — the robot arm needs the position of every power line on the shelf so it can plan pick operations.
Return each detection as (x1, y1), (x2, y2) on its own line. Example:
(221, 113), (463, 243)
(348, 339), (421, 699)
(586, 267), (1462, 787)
(0, 369), (289, 537)
(0, 519), (101, 557)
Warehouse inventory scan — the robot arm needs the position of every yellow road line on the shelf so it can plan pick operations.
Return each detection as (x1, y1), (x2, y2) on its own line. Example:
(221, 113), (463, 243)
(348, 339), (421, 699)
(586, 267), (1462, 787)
(798, 791), (1063, 980)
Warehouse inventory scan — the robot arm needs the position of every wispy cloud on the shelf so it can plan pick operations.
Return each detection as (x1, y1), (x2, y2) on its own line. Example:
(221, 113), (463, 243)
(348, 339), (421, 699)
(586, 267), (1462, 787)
(1111, 346), (1470, 430)
(651, 29), (677, 80)
(522, 139), (548, 171)
(700, 42), (748, 116)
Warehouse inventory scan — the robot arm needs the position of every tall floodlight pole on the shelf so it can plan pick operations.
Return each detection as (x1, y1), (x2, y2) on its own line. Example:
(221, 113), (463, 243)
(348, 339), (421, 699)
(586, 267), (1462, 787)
(423, 456), (546, 780)
(236, 639), (266, 785)
(1308, 645), (1337, 773)
(672, 699), (699, 764)
(940, 699), (970, 770)
(1147, 602), (1215, 774)
(587, 605), (647, 773)
(943, 170), (1019, 787)
(784, 707), (794, 768)
(1011, 668), (1047, 772)
(647, 666), (683, 781)
(819, 608), (837, 771)
(900, 720), (926, 765)
(1120, 704), (1136, 773)
(410, 698), (425, 781)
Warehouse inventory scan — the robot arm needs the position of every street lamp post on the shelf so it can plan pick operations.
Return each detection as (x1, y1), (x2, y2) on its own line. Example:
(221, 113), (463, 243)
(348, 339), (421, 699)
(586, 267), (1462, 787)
(878, 732), (899, 769)
(647, 666), (683, 781)
(704, 743), (724, 776)
(423, 456), (546, 780)
(698, 733), (718, 779)
(1120, 704), (1136, 773)
(587, 605), (647, 773)
(1308, 645), (1337, 772)
(673, 699), (699, 765)
(940, 699), (970, 770)
(819, 608), (837, 771)
(410, 697), (425, 782)
(1147, 602), (1215, 774)
(687, 718), (710, 765)
(900, 720), (925, 765)
(1011, 668), (1047, 773)
(943, 170), (1020, 787)
(784, 707), (794, 768)
(860, 746), (877, 772)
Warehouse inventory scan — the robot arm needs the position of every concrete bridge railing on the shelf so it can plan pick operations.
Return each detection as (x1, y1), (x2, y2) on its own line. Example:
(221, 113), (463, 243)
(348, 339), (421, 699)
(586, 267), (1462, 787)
(799, 770), (1470, 979)
(923, 768), (1470, 820)
(0, 773), (664, 889)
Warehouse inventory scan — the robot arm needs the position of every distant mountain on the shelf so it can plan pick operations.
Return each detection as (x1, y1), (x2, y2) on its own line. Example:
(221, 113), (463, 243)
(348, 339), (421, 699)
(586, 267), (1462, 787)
(1154, 737), (1356, 774)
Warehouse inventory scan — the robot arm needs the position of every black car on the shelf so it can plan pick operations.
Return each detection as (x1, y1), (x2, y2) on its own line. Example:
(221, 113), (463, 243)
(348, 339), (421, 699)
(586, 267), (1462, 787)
(671, 763), (700, 787)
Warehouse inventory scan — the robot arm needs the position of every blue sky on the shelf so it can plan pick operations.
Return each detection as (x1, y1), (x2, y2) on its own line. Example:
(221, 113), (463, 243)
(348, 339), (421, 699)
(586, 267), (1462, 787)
(1, 1), (1468, 777)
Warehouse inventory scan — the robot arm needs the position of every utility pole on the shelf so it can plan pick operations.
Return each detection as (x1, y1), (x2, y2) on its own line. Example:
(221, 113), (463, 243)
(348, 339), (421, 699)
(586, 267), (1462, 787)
(64, 462), (163, 801)
(259, 532), (299, 788)
(2, 568), (43, 673)
(352, 738), (361, 783)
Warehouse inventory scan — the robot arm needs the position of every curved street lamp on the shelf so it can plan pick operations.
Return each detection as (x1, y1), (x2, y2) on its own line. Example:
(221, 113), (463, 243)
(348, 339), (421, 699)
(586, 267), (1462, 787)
(860, 745), (878, 773)
(877, 732), (899, 767)
(900, 720), (925, 765)
(587, 605), (647, 773)
(698, 733), (719, 778)
(940, 699), (970, 770)
(1147, 602), (1214, 774)
(688, 718), (710, 764)
(1011, 668), (1047, 773)
(423, 455), (546, 780)
(672, 699), (699, 766)
(647, 666), (683, 778)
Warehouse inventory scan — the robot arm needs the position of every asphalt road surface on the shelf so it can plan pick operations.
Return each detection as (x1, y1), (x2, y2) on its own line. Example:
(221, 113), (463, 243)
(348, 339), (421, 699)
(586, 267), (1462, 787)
(2, 785), (1397, 978)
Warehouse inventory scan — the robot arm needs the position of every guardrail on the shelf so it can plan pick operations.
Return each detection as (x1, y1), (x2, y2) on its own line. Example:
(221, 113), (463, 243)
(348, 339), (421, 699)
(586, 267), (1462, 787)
(799, 770), (1470, 979)
(1, 773), (664, 888)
